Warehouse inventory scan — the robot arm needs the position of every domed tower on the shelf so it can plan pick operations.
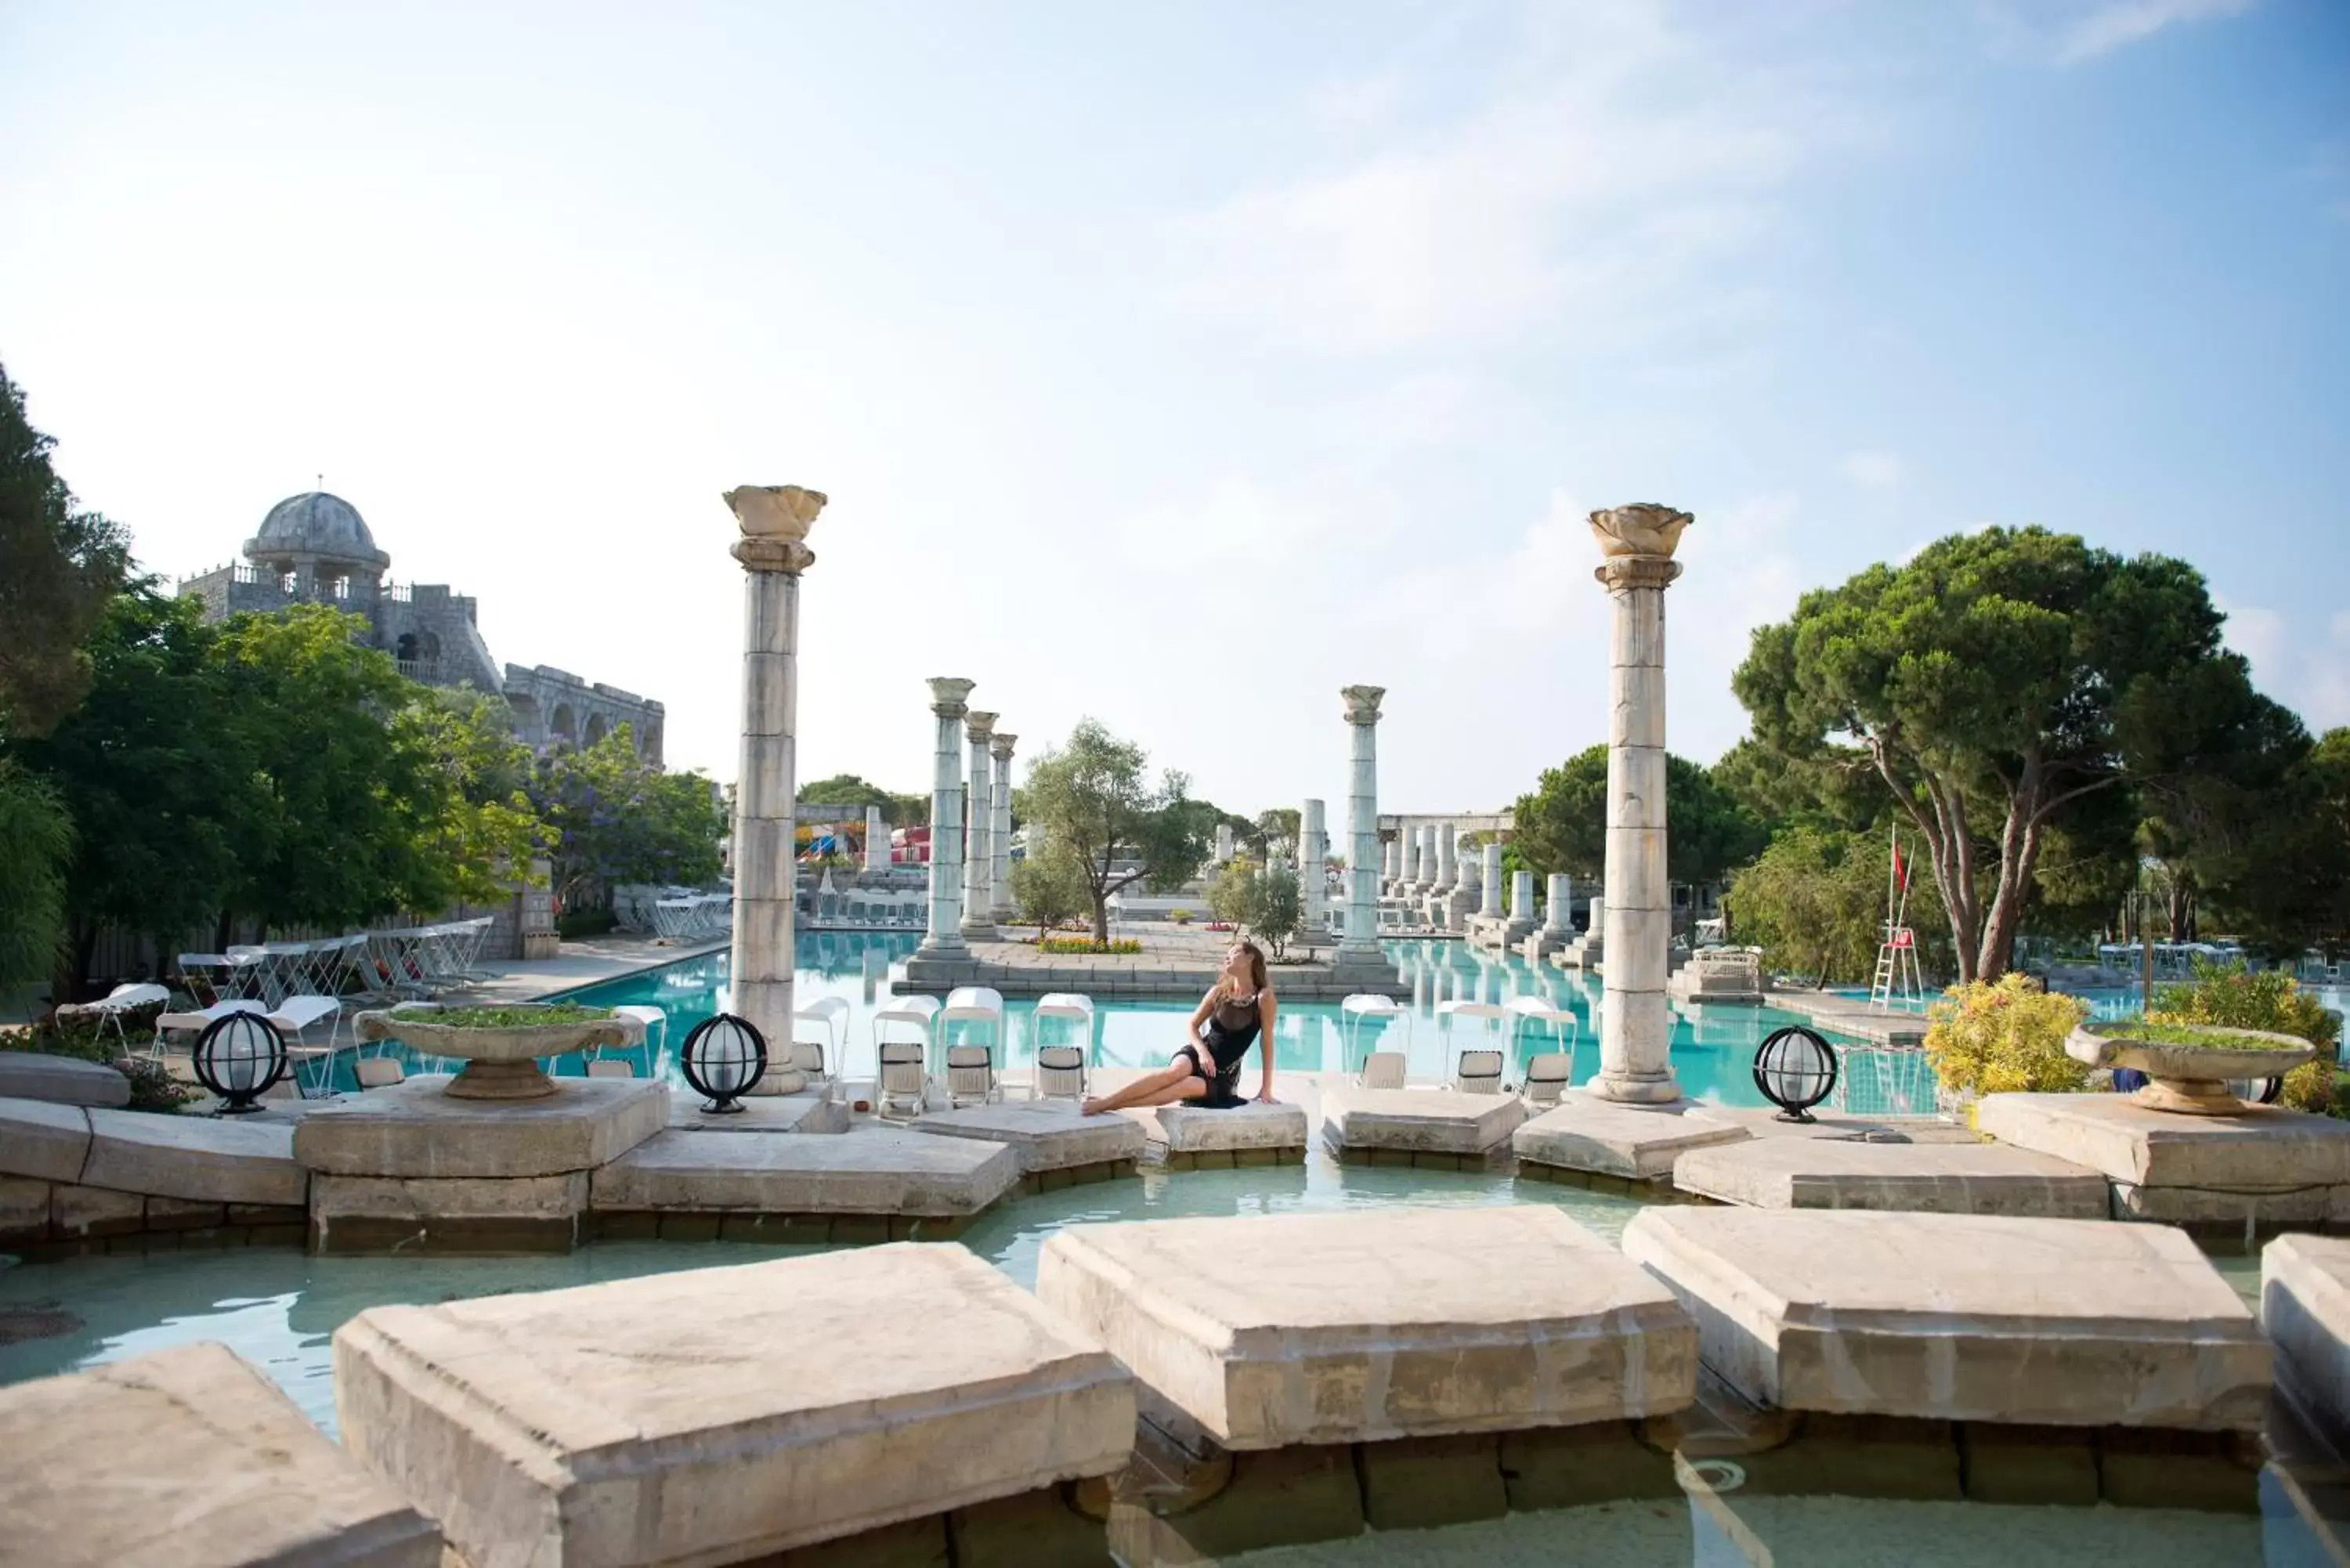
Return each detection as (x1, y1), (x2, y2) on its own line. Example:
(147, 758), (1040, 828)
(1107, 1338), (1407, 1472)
(242, 492), (392, 603)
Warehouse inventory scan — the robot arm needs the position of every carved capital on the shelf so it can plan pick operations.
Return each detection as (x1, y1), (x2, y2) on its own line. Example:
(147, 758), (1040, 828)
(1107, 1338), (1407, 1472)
(965, 710), (998, 742)
(1340, 684), (1386, 725)
(730, 537), (816, 575)
(1593, 556), (1683, 592)
(1589, 503), (1691, 562)
(927, 677), (975, 719)
(989, 732), (1018, 761)
(725, 484), (826, 537)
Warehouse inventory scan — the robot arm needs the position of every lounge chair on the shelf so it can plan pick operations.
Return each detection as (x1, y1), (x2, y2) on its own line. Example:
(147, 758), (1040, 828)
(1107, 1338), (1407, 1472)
(1451, 1048), (1506, 1094)
(70, 982), (172, 1053)
(1340, 993), (1412, 1073)
(587, 1060), (638, 1078)
(1356, 1050), (1408, 1089)
(945, 1043), (999, 1107)
(355, 1057), (407, 1090)
(1520, 1052), (1571, 1107)
(877, 1039), (927, 1120)
(1034, 1045), (1087, 1101)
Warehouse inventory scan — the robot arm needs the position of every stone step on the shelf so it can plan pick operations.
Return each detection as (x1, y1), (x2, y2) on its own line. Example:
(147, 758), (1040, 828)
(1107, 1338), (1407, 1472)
(590, 1122), (1021, 1217)
(1978, 1091), (2350, 1227)
(1036, 1205), (1696, 1451)
(1320, 1086), (1527, 1157)
(1623, 1206), (2270, 1432)
(2263, 1234), (2350, 1453)
(1512, 1095), (1748, 1183)
(909, 1098), (1146, 1174)
(1672, 1134), (2109, 1218)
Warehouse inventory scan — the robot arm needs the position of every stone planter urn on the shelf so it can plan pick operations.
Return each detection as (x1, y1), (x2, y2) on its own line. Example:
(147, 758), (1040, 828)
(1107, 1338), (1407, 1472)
(354, 1003), (636, 1100)
(2065, 1020), (2314, 1115)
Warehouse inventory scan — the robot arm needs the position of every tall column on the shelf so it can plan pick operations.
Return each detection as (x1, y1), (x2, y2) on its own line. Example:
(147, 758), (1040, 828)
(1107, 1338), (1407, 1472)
(1480, 842), (1505, 918)
(1434, 824), (1458, 895)
(918, 678), (974, 956)
(989, 732), (1017, 922)
(863, 804), (886, 873)
(1382, 835), (1399, 890)
(1337, 685), (1386, 964)
(1545, 873), (1573, 933)
(723, 484), (825, 1052)
(1214, 824), (1235, 865)
(1588, 503), (1691, 1104)
(1301, 798), (1328, 933)
(1511, 869), (1535, 923)
(1402, 827), (1422, 889)
(1415, 825), (1437, 895)
(960, 712), (998, 942)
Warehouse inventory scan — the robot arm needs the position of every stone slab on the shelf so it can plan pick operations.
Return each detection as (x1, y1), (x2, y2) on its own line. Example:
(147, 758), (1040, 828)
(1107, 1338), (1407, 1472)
(1318, 1087), (1527, 1156)
(1672, 1136), (2110, 1218)
(311, 1172), (590, 1254)
(591, 1124), (1021, 1216)
(0, 1095), (91, 1183)
(1978, 1091), (2350, 1191)
(1150, 1101), (1308, 1154)
(334, 1245), (1134, 1566)
(1036, 1206), (1694, 1451)
(0, 1053), (130, 1107)
(1512, 1096), (1748, 1180)
(664, 1091), (848, 1134)
(1623, 1207), (2269, 1432)
(293, 1074), (668, 1178)
(81, 1107), (307, 1206)
(2263, 1234), (2350, 1447)
(0, 1341), (441, 1568)
(909, 1099), (1145, 1172)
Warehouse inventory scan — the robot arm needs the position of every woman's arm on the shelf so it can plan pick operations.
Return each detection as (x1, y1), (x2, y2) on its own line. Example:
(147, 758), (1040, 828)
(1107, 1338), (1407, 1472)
(1186, 988), (1218, 1045)
(1256, 991), (1278, 1101)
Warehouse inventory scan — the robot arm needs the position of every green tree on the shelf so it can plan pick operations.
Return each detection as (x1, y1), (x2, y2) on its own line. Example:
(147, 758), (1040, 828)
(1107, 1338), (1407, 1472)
(1014, 719), (1209, 943)
(1009, 844), (1088, 931)
(1208, 856), (1258, 926)
(800, 772), (928, 828)
(0, 363), (130, 740)
(531, 726), (725, 912)
(0, 762), (70, 992)
(1723, 826), (1950, 986)
(1734, 526), (2284, 982)
(1248, 861), (1304, 961)
(2196, 728), (2350, 962)
(392, 687), (550, 909)
(1511, 745), (1766, 888)
(1254, 807), (1301, 861)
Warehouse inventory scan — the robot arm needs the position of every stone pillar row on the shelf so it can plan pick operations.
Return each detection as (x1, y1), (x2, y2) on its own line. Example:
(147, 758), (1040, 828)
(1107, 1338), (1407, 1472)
(863, 804), (887, 874)
(1480, 841), (1505, 919)
(1546, 873), (1573, 934)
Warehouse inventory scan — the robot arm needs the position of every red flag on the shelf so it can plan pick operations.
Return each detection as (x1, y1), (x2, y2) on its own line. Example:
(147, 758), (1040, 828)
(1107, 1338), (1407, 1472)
(1893, 844), (1909, 891)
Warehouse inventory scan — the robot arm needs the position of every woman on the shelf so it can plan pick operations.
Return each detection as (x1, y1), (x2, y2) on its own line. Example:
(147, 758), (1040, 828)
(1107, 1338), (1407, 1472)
(1079, 940), (1276, 1115)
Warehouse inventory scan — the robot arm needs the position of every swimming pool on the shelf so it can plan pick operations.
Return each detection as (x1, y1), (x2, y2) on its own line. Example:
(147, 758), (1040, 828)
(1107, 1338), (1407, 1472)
(495, 935), (1940, 1115)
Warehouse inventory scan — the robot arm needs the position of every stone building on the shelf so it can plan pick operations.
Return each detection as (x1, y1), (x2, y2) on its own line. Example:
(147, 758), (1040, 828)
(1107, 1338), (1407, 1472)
(179, 491), (663, 761)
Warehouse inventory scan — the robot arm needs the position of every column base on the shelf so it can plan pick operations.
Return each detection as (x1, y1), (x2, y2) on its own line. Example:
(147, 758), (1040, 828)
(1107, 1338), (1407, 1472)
(914, 935), (969, 960)
(958, 920), (1000, 944)
(1584, 1072), (1683, 1106)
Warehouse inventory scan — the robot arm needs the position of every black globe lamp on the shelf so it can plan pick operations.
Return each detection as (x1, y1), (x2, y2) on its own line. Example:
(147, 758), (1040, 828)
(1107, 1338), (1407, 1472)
(193, 1012), (288, 1115)
(680, 1013), (767, 1114)
(1752, 1024), (1838, 1123)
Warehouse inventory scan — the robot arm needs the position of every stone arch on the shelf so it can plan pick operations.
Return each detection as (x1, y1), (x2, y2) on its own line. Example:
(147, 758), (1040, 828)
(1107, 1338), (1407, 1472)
(551, 703), (577, 742)
(584, 713), (608, 745)
(395, 632), (419, 663)
(418, 630), (442, 661)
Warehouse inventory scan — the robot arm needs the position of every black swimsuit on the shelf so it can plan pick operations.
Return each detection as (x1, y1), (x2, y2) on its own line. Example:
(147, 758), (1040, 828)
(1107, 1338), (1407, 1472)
(1178, 991), (1262, 1109)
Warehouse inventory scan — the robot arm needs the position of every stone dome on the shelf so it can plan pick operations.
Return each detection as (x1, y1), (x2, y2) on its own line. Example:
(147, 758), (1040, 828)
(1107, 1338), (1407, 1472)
(251, 491), (382, 564)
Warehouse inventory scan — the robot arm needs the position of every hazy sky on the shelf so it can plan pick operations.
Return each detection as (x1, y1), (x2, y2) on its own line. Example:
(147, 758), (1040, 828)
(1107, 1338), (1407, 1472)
(4, 1), (2345, 816)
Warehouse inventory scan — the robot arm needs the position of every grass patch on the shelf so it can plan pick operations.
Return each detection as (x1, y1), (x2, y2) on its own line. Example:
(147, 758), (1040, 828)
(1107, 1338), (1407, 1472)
(1036, 937), (1143, 956)
(2091, 1017), (2307, 1050)
(403, 1005), (615, 1028)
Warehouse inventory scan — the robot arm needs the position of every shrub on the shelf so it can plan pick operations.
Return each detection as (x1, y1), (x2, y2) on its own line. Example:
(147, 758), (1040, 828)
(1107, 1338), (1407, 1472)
(1924, 974), (2090, 1098)
(2149, 960), (2345, 1115)
(2, 1010), (199, 1112)
(1170, 909), (1193, 925)
(556, 906), (618, 939)
(1037, 936), (1142, 955)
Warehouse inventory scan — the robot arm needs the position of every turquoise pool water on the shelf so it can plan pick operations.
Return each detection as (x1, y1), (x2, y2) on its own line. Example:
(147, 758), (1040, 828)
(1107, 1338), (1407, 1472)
(465, 935), (1938, 1115)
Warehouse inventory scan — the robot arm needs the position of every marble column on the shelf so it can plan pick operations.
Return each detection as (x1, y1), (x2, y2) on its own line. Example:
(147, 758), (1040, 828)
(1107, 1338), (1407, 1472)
(1434, 823), (1458, 896)
(1588, 503), (1691, 1104)
(1402, 828), (1422, 890)
(1337, 685), (1385, 963)
(1416, 825), (1439, 895)
(864, 804), (886, 874)
(723, 484), (825, 1052)
(1214, 823), (1235, 865)
(1480, 842), (1505, 918)
(1512, 869), (1535, 924)
(918, 678), (974, 957)
(989, 732), (1017, 923)
(1301, 798), (1328, 934)
(1382, 834), (1401, 891)
(960, 712), (998, 942)
(1545, 873), (1573, 933)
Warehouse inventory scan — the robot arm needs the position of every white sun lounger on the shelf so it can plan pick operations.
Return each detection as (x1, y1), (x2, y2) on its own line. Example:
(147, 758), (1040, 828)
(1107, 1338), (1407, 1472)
(1340, 993), (1412, 1075)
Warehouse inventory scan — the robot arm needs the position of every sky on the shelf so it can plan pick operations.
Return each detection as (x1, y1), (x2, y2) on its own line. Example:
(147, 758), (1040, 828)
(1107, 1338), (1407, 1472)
(2, 0), (2345, 817)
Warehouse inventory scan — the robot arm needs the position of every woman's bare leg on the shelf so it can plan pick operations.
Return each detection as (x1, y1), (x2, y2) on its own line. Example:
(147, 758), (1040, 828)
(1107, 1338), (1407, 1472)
(1116, 1076), (1209, 1110)
(1082, 1057), (1196, 1116)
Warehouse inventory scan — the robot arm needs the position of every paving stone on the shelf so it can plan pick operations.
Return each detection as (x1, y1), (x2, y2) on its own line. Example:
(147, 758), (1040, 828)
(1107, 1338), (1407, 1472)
(2262, 1233), (2350, 1449)
(1512, 1095), (1747, 1180)
(311, 1172), (588, 1254)
(592, 1125), (1021, 1217)
(0, 1342), (441, 1568)
(0, 1054), (129, 1107)
(143, 1194), (228, 1230)
(0, 1175), (50, 1244)
(294, 1074), (667, 1179)
(665, 1092), (848, 1134)
(1037, 1205), (1694, 1451)
(1319, 1086), (1527, 1155)
(1672, 1135), (2109, 1218)
(335, 1245), (1135, 1566)
(910, 1099), (1144, 1173)
(1623, 1207), (2270, 1432)
(1152, 1100), (1308, 1154)
(50, 1182), (144, 1238)
(0, 1096), (92, 1183)
(82, 1107), (306, 1206)
(1978, 1092), (2350, 1194)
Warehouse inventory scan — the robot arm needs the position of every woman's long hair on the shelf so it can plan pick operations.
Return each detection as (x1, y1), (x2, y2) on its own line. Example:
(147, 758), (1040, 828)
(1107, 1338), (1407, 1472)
(1229, 938), (1269, 995)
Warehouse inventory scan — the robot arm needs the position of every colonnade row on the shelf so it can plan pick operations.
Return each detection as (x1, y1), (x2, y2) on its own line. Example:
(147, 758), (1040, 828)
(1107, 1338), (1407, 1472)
(722, 486), (1694, 1106)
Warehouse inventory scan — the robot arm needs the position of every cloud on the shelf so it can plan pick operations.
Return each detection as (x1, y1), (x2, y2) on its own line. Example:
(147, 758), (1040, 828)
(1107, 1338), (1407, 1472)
(2048, 0), (2258, 63)
(2218, 599), (2350, 732)
(1159, 9), (1848, 355)
(1838, 450), (1906, 490)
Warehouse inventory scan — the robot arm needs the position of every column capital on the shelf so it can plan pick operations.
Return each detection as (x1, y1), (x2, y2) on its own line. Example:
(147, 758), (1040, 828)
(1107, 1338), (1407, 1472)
(1340, 684), (1386, 724)
(989, 732), (1018, 761)
(725, 485), (826, 575)
(965, 710), (998, 742)
(927, 677), (975, 719)
(1594, 556), (1683, 591)
(1589, 504), (1689, 592)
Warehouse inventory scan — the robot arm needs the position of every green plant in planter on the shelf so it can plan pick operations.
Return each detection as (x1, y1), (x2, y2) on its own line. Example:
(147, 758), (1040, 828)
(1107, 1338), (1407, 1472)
(2149, 960), (2344, 1115)
(407, 1005), (614, 1028)
(1925, 974), (2089, 1097)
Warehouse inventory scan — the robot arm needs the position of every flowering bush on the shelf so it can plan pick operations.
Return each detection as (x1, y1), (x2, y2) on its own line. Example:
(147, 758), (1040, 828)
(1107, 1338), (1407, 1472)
(1037, 936), (1142, 955)
(2150, 960), (2345, 1115)
(1924, 974), (2090, 1098)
